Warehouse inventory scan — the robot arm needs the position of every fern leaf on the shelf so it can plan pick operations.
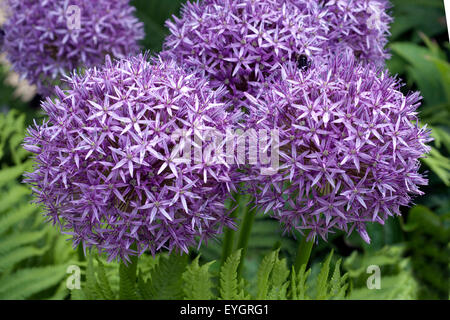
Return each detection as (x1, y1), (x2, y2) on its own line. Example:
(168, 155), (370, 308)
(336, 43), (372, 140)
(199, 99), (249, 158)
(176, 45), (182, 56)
(0, 245), (49, 271)
(267, 255), (290, 300)
(0, 184), (30, 214)
(137, 273), (152, 300)
(0, 265), (68, 299)
(70, 288), (87, 300)
(329, 259), (348, 299)
(96, 257), (116, 300)
(84, 253), (104, 300)
(182, 256), (215, 300)
(0, 229), (47, 255)
(0, 203), (37, 235)
(118, 255), (138, 300)
(256, 250), (277, 299)
(220, 249), (245, 300)
(237, 278), (251, 300)
(290, 264), (311, 300)
(48, 280), (70, 300)
(0, 163), (30, 188)
(315, 251), (333, 300)
(146, 253), (187, 300)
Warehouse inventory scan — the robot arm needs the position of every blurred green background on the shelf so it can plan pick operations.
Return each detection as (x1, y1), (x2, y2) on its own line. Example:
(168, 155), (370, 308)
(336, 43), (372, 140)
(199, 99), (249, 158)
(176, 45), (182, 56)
(0, 0), (448, 300)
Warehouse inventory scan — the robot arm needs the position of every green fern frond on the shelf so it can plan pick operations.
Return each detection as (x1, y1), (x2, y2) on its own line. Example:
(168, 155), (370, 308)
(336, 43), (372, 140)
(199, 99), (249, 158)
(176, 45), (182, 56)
(0, 185), (30, 214)
(267, 255), (290, 300)
(329, 259), (349, 299)
(256, 250), (277, 299)
(0, 163), (31, 188)
(118, 255), (139, 300)
(0, 245), (49, 272)
(344, 245), (419, 300)
(144, 253), (187, 300)
(289, 264), (311, 300)
(0, 203), (37, 235)
(182, 256), (215, 300)
(96, 257), (116, 300)
(137, 273), (152, 300)
(84, 252), (104, 300)
(0, 229), (47, 255)
(0, 265), (69, 299)
(315, 251), (333, 299)
(220, 249), (247, 299)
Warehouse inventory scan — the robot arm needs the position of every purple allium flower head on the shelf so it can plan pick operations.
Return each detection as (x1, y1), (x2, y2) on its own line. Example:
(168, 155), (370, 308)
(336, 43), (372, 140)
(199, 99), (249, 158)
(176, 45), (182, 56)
(162, 0), (329, 106)
(243, 52), (432, 243)
(163, 0), (393, 108)
(23, 54), (238, 262)
(322, 0), (392, 65)
(2, 0), (144, 96)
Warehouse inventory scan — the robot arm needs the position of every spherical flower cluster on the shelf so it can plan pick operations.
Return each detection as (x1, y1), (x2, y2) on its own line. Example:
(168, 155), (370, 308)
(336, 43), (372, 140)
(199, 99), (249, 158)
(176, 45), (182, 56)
(2, 0), (144, 96)
(323, 0), (392, 65)
(242, 52), (431, 243)
(24, 54), (238, 262)
(163, 0), (329, 106)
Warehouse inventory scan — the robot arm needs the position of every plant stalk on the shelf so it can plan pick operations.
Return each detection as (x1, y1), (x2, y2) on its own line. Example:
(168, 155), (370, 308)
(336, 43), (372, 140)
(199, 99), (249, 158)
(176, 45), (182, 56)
(294, 230), (314, 273)
(236, 194), (256, 277)
(220, 194), (241, 267)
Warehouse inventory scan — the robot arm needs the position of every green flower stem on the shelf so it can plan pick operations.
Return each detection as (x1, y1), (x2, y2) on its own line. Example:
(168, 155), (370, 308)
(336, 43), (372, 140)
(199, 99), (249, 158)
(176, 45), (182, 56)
(294, 230), (314, 273)
(236, 194), (256, 278)
(77, 243), (85, 262)
(220, 194), (241, 267)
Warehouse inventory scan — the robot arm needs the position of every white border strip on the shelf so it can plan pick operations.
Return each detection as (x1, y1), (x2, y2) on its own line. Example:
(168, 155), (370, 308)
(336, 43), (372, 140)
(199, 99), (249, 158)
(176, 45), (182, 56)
(445, 0), (450, 41)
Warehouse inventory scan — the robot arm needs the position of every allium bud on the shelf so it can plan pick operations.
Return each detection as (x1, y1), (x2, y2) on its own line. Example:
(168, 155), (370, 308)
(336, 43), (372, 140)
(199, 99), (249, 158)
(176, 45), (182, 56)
(2, 0), (144, 96)
(243, 52), (432, 243)
(24, 54), (237, 262)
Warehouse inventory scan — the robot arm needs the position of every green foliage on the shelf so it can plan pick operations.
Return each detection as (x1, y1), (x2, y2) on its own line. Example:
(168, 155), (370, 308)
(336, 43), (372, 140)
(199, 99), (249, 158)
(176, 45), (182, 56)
(0, 65), (37, 122)
(402, 206), (450, 299)
(0, 110), (78, 299)
(422, 147), (450, 186)
(388, 35), (450, 187)
(0, 265), (69, 300)
(72, 249), (354, 300)
(389, 0), (446, 43)
(182, 256), (215, 300)
(343, 246), (419, 299)
(119, 253), (139, 300)
(138, 253), (188, 300)
(131, 0), (184, 53)
(219, 250), (249, 299)
(0, 110), (30, 165)
(200, 209), (297, 278)
(293, 251), (348, 300)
